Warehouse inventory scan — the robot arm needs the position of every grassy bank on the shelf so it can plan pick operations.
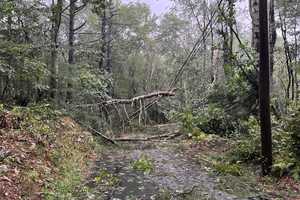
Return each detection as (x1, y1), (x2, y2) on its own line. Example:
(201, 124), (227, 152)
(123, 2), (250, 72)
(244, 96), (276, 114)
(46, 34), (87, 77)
(0, 104), (101, 200)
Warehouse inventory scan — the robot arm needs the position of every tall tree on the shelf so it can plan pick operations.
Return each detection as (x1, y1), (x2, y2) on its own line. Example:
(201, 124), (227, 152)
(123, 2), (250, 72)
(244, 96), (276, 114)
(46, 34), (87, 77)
(249, 0), (259, 52)
(269, 0), (276, 81)
(50, 0), (63, 99)
(67, 0), (87, 101)
(259, 0), (272, 175)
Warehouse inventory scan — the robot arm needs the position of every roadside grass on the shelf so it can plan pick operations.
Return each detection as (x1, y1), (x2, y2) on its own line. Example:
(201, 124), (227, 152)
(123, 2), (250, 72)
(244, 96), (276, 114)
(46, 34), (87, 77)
(185, 133), (300, 199)
(0, 104), (102, 200)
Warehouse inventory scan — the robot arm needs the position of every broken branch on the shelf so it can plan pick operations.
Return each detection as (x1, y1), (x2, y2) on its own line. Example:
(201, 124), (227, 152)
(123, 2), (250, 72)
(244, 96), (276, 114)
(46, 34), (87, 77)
(103, 89), (176, 106)
(114, 132), (181, 142)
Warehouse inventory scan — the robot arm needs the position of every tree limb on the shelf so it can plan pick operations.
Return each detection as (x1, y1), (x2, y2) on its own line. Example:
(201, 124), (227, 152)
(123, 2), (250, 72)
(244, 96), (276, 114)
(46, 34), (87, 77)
(114, 132), (181, 142)
(102, 89), (176, 106)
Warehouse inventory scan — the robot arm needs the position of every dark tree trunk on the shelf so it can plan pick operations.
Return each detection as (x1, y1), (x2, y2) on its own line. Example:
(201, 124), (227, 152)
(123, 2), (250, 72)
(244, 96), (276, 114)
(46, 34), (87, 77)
(258, 0), (272, 175)
(99, 3), (107, 70)
(105, 0), (113, 73)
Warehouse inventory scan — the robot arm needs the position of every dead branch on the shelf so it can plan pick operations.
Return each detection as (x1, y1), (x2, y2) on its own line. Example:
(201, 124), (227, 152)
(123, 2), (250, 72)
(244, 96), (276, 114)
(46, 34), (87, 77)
(114, 132), (181, 142)
(87, 126), (117, 145)
(74, 89), (176, 108)
(75, 121), (117, 145)
(103, 89), (176, 106)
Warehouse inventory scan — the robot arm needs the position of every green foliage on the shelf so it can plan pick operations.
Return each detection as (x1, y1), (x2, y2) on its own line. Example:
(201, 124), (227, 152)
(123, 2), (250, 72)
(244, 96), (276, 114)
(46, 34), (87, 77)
(44, 161), (82, 200)
(0, 40), (49, 88)
(229, 137), (261, 164)
(91, 0), (106, 14)
(176, 104), (247, 137)
(176, 110), (194, 133)
(227, 109), (300, 180)
(228, 117), (261, 163)
(77, 65), (110, 95)
(196, 104), (240, 136)
(0, 104), (4, 112)
(94, 169), (120, 186)
(11, 104), (60, 139)
(213, 162), (243, 176)
(0, 0), (15, 15)
(272, 158), (295, 178)
(191, 130), (212, 142)
(132, 155), (154, 174)
(286, 105), (300, 159)
(272, 104), (300, 179)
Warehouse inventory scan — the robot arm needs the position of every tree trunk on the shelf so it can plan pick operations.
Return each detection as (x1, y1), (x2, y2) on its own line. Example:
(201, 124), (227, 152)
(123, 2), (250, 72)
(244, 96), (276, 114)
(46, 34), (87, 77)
(279, 13), (293, 100)
(50, 0), (63, 100)
(99, 3), (107, 70)
(269, 0), (276, 83)
(67, 0), (76, 102)
(258, 0), (272, 175)
(210, 9), (215, 84)
(249, 0), (260, 52)
(228, 0), (234, 55)
(295, 22), (299, 101)
(105, 0), (113, 73)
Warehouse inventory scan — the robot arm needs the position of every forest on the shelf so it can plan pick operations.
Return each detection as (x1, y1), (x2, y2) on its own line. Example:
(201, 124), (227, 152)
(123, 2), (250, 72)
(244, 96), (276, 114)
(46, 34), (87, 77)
(0, 0), (300, 199)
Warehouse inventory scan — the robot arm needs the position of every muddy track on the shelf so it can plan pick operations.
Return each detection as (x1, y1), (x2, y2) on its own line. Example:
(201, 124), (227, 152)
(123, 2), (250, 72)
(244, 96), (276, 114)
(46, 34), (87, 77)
(76, 137), (266, 200)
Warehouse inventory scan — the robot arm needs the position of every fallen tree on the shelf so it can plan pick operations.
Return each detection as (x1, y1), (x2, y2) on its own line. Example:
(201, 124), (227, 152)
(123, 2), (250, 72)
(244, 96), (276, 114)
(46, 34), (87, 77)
(114, 132), (182, 142)
(103, 89), (176, 106)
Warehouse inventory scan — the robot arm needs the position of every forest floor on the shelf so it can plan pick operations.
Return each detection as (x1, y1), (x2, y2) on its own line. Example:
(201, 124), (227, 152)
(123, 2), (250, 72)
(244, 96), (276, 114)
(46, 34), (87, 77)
(1, 110), (299, 200)
(77, 124), (300, 200)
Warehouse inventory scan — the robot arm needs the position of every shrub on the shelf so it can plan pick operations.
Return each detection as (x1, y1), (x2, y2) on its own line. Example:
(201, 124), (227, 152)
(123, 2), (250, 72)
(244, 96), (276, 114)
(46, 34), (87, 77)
(132, 155), (154, 174)
(176, 104), (249, 137)
(227, 116), (261, 164)
(286, 106), (300, 159)
(213, 162), (243, 176)
(195, 104), (240, 136)
(94, 169), (119, 186)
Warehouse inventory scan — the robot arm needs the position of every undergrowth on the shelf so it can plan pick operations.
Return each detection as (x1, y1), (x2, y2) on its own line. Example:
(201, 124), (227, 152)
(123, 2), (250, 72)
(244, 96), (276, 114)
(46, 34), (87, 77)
(132, 155), (154, 174)
(0, 104), (99, 200)
(94, 169), (120, 186)
(176, 103), (300, 181)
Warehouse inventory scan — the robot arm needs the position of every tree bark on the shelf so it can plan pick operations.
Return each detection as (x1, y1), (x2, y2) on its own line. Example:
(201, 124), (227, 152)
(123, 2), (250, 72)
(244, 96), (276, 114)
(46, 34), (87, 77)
(99, 3), (106, 70)
(269, 0), (276, 83)
(249, 0), (260, 52)
(105, 0), (113, 73)
(259, 0), (272, 175)
(67, 0), (76, 102)
(279, 13), (293, 100)
(294, 21), (299, 101)
(50, 0), (63, 100)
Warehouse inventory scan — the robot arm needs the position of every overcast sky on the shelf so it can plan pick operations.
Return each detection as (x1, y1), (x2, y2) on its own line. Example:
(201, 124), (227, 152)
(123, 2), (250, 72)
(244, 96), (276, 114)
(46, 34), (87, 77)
(121, 0), (173, 16)
(121, 0), (251, 34)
